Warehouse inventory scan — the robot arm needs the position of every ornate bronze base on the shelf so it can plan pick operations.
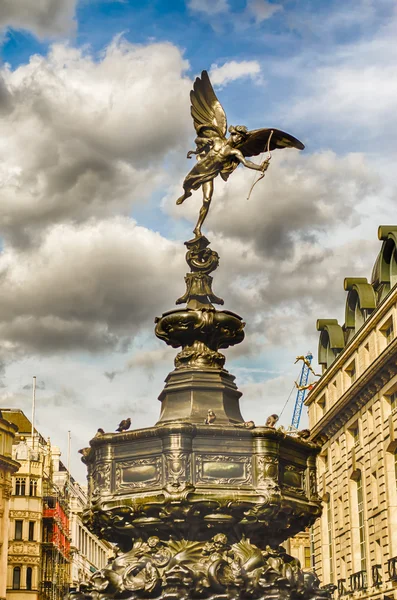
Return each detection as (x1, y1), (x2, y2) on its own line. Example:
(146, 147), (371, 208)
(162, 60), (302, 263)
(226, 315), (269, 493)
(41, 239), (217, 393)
(68, 534), (331, 600)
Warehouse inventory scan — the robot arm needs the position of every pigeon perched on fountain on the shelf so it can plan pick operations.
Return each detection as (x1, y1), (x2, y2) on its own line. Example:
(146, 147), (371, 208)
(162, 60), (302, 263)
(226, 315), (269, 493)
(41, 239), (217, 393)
(116, 418), (131, 432)
(204, 410), (216, 425)
(265, 414), (279, 428)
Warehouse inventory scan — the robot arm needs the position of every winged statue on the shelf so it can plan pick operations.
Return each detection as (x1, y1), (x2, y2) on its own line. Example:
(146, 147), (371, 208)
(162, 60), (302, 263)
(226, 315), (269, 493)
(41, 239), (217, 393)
(177, 70), (305, 237)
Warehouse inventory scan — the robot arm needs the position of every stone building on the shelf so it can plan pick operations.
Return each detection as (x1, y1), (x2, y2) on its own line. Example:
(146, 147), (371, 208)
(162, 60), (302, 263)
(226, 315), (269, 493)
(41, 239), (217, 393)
(51, 447), (112, 587)
(2, 408), (68, 600)
(0, 413), (20, 600)
(1, 409), (111, 598)
(306, 226), (397, 599)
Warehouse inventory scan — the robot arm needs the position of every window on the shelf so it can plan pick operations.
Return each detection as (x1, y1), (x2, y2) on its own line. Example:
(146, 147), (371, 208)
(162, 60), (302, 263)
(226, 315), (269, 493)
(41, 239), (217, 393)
(317, 395), (326, 416)
(322, 450), (328, 470)
(345, 359), (356, 383)
(367, 407), (374, 434)
(29, 479), (37, 496)
(327, 499), (334, 583)
(386, 322), (394, 344)
(15, 477), (26, 496)
(304, 546), (311, 568)
(381, 317), (394, 345)
(28, 521), (35, 541)
(338, 496), (344, 527)
(394, 451), (397, 489)
(357, 477), (367, 571)
(15, 520), (23, 540)
(310, 528), (315, 569)
(349, 422), (360, 447)
(334, 438), (341, 462)
(390, 392), (397, 412)
(26, 567), (32, 590)
(364, 343), (370, 368)
(12, 567), (21, 590)
(371, 471), (379, 506)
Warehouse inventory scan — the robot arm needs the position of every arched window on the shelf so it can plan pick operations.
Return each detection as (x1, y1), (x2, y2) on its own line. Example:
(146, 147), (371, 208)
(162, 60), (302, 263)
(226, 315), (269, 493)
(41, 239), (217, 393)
(12, 566), (21, 590)
(15, 477), (26, 496)
(29, 479), (38, 496)
(26, 567), (33, 590)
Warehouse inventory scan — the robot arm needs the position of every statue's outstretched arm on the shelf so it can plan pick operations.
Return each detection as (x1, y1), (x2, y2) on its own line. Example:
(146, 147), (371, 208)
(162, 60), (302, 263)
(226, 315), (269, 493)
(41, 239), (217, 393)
(231, 149), (269, 172)
(187, 137), (214, 159)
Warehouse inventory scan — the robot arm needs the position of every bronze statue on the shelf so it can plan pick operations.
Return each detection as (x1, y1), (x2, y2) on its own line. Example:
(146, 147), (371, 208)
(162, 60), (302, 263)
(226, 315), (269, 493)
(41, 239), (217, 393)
(177, 70), (305, 237)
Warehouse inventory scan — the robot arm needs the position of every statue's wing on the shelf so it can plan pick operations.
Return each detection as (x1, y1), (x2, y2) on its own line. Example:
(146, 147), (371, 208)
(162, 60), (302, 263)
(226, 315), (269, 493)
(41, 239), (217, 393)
(238, 128), (305, 157)
(190, 70), (227, 139)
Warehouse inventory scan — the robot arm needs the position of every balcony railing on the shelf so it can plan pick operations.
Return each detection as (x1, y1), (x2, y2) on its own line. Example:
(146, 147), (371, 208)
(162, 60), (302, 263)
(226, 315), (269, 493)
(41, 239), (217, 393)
(388, 556), (397, 581)
(349, 570), (367, 591)
(337, 578), (348, 596)
(372, 564), (382, 587)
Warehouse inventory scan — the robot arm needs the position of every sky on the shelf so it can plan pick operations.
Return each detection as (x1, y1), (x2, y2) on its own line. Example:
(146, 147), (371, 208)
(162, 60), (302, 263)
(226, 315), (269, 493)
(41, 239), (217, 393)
(0, 0), (396, 482)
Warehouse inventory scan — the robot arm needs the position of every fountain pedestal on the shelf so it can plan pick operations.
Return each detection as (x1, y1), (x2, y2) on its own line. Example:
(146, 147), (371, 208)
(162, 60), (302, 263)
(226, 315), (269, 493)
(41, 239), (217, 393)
(71, 235), (332, 600)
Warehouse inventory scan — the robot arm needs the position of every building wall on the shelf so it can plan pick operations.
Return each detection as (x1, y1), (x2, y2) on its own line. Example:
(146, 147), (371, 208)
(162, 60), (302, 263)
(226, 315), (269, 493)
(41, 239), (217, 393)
(52, 448), (113, 587)
(285, 530), (312, 571)
(6, 437), (48, 600)
(306, 227), (397, 599)
(2, 410), (112, 597)
(0, 417), (19, 600)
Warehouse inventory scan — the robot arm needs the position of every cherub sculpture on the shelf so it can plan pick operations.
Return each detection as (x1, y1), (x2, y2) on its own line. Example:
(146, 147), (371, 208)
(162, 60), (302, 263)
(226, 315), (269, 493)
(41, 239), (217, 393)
(177, 70), (305, 237)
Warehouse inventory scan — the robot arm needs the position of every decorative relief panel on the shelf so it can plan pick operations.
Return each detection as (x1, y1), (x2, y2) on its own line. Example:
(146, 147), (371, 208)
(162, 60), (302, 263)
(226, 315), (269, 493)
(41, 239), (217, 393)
(115, 457), (162, 490)
(93, 462), (111, 495)
(8, 555), (40, 565)
(256, 455), (279, 485)
(281, 464), (306, 496)
(163, 452), (191, 484)
(308, 469), (319, 499)
(11, 543), (24, 554)
(196, 454), (252, 486)
(10, 510), (41, 519)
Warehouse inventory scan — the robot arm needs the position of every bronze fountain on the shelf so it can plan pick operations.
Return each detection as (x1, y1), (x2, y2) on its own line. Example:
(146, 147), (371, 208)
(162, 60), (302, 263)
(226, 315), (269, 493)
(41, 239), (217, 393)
(72, 72), (331, 600)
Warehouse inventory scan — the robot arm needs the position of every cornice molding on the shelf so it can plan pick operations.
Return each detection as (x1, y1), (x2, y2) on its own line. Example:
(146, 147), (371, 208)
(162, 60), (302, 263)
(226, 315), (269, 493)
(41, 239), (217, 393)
(0, 455), (20, 474)
(307, 286), (397, 406)
(309, 337), (397, 442)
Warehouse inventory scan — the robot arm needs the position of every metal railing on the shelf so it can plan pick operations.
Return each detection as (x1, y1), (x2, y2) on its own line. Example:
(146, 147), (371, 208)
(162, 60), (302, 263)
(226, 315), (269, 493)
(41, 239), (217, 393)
(337, 578), (348, 596)
(372, 564), (382, 587)
(388, 556), (397, 581)
(349, 570), (367, 591)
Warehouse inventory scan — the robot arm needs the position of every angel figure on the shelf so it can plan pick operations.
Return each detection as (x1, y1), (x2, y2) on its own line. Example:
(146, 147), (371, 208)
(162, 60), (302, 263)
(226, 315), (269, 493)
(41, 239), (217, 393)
(177, 70), (305, 237)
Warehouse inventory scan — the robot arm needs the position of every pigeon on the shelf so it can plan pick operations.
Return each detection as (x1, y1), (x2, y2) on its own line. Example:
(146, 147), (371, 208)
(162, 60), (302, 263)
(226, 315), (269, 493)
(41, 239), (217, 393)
(116, 418), (131, 432)
(78, 447), (91, 458)
(297, 429), (311, 439)
(94, 428), (105, 437)
(265, 414), (279, 428)
(204, 410), (216, 425)
(234, 420), (256, 429)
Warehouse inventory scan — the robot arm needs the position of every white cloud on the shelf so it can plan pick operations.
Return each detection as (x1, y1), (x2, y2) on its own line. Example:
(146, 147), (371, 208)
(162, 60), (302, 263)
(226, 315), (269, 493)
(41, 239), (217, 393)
(0, 37), (191, 245)
(209, 60), (261, 87)
(0, 219), (184, 356)
(246, 0), (282, 24)
(0, 0), (77, 39)
(187, 0), (229, 16)
(273, 9), (397, 145)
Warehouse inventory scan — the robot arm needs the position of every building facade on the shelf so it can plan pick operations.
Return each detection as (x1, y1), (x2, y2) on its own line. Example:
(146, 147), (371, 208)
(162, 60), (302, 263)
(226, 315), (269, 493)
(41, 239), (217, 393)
(306, 226), (397, 599)
(1, 409), (111, 599)
(2, 409), (69, 600)
(51, 447), (112, 588)
(0, 414), (20, 600)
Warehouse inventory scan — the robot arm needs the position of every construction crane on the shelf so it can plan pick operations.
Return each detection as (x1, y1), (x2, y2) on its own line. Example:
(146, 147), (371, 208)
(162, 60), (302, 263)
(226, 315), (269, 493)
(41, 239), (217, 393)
(291, 352), (314, 429)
